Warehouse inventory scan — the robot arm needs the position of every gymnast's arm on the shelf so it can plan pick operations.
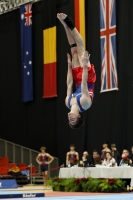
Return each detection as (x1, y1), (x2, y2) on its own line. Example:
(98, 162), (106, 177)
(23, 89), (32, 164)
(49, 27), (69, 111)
(76, 152), (79, 160)
(80, 51), (91, 108)
(36, 154), (41, 165)
(46, 154), (54, 164)
(66, 152), (69, 166)
(65, 54), (73, 106)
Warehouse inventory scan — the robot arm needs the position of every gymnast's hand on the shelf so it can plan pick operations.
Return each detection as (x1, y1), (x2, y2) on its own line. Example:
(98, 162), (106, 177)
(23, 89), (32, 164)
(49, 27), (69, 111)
(82, 51), (90, 66)
(67, 53), (72, 67)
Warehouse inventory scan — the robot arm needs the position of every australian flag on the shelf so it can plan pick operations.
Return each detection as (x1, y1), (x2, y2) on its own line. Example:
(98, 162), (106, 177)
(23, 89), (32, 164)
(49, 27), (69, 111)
(100, 0), (118, 92)
(20, 3), (33, 102)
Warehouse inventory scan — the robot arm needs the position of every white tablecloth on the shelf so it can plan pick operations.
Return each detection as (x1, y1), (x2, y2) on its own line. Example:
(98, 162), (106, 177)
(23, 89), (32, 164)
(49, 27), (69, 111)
(59, 166), (133, 186)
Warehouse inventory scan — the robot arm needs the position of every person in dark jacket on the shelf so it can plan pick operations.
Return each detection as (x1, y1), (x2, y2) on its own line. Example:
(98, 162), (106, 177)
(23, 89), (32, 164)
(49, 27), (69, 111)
(128, 146), (133, 166)
(110, 143), (120, 165)
(90, 150), (102, 165)
(82, 151), (90, 167)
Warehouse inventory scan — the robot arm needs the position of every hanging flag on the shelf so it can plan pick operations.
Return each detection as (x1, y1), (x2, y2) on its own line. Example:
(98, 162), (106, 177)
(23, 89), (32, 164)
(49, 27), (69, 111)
(100, 0), (118, 92)
(20, 3), (33, 102)
(74, 0), (86, 47)
(42, 0), (57, 98)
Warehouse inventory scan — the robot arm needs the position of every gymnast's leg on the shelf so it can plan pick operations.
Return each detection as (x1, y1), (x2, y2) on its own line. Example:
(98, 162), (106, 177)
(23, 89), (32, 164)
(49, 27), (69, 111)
(58, 13), (85, 67)
(57, 13), (80, 68)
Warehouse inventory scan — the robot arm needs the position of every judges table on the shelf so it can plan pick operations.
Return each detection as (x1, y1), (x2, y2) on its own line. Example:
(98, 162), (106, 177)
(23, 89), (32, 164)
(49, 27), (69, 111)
(59, 166), (133, 186)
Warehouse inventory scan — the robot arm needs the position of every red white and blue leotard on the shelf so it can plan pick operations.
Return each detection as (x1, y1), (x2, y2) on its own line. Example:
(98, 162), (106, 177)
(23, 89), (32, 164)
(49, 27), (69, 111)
(68, 64), (96, 112)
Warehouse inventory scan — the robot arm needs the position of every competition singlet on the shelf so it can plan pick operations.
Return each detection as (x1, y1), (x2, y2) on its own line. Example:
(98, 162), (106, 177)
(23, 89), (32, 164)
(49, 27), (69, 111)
(68, 151), (76, 163)
(40, 153), (48, 165)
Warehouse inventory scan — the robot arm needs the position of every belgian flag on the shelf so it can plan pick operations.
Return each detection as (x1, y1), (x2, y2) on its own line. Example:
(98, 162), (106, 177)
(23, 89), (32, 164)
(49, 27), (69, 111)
(42, 0), (57, 98)
(74, 0), (86, 47)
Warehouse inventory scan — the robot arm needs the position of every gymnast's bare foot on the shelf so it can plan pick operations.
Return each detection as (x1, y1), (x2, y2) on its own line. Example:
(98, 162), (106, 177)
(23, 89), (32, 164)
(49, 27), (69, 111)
(59, 13), (67, 20)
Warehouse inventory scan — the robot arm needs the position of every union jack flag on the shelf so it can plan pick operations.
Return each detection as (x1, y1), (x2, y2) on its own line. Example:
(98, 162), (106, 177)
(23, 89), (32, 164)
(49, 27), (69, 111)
(100, 0), (118, 92)
(24, 4), (32, 26)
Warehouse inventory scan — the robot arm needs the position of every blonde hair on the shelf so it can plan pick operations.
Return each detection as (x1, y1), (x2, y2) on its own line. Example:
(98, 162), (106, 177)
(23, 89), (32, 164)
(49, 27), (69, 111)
(83, 151), (88, 156)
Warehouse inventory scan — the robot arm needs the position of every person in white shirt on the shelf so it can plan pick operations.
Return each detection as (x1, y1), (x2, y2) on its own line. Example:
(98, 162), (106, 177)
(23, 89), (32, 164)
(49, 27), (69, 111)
(102, 152), (116, 167)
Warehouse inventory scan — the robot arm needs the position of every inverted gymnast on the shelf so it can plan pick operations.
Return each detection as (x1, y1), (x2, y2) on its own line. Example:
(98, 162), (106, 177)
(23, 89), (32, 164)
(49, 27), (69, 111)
(57, 13), (96, 129)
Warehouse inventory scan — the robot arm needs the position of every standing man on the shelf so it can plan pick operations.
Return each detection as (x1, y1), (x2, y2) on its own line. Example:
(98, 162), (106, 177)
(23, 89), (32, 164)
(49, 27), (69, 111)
(57, 13), (96, 129)
(101, 141), (111, 160)
(110, 143), (120, 165)
(36, 147), (54, 183)
(66, 144), (79, 167)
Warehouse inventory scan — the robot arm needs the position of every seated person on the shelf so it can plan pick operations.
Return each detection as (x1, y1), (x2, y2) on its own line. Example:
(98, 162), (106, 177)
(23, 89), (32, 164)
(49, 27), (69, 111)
(90, 150), (101, 165)
(66, 144), (79, 167)
(111, 143), (120, 165)
(119, 149), (132, 187)
(101, 141), (111, 160)
(102, 152), (116, 167)
(82, 151), (90, 167)
(119, 149), (132, 166)
(128, 146), (133, 166)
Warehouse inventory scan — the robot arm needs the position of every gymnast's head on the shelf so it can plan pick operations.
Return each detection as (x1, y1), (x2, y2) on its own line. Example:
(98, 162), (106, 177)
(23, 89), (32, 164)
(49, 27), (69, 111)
(68, 112), (84, 129)
(40, 146), (46, 153)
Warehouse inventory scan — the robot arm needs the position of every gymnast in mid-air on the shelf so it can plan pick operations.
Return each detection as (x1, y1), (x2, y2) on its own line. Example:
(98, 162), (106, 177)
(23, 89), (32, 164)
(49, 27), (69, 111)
(57, 13), (96, 129)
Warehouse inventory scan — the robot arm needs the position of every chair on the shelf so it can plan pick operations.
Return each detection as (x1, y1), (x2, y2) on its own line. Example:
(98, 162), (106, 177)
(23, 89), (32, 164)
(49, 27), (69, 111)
(0, 157), (10, 175)
(17, 163), (27, 171)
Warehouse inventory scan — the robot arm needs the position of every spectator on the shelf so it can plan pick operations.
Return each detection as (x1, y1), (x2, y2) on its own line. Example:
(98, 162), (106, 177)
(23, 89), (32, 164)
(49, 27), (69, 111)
(91, 150), (101, 165)
(66, 144), (79, 167)
(102, 152), (116, 167)
(101, 141), (111, 160)
(129, 147), (133, 166)
(111, 143), (120, 165)
(119, 149), (132, 187)
(82, 151), (90, 167)
(119, 149), (132, 166)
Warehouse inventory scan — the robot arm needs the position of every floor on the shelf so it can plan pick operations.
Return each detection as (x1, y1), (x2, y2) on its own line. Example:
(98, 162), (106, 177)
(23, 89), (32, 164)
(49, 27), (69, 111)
(0, 185), (133, 200)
